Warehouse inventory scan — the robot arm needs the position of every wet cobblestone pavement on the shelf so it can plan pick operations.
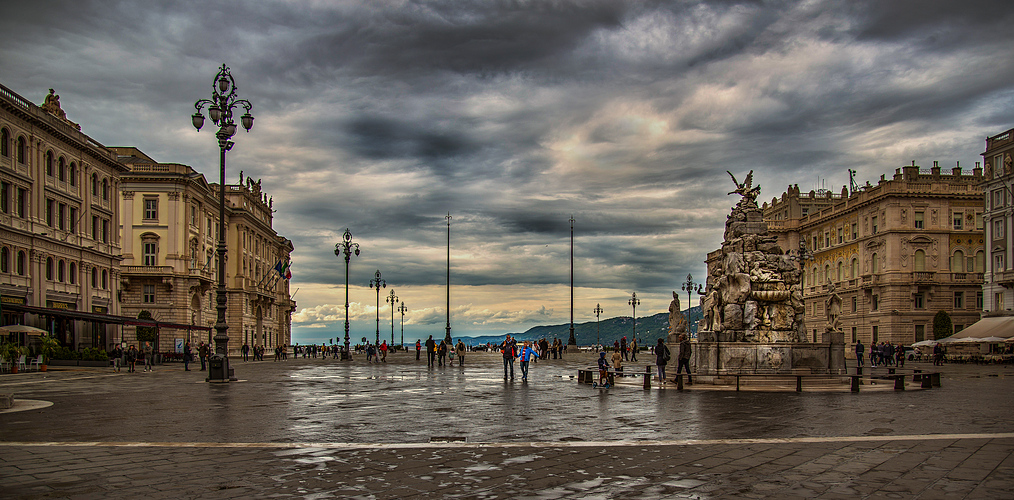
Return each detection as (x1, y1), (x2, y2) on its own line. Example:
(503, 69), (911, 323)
(2, 351), (1012, 498)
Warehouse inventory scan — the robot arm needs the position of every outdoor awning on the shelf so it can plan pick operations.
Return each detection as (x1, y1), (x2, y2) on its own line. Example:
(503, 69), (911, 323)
(938, 316), (1014, 343)
(3, 303), (211, 331)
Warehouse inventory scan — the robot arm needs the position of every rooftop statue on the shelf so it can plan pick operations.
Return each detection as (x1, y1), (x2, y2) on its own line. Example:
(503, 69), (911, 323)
(727, 170), (761, 203)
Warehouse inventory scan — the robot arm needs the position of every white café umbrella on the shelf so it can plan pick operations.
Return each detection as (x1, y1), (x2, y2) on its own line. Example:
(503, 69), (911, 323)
(0, 324), (47, 334)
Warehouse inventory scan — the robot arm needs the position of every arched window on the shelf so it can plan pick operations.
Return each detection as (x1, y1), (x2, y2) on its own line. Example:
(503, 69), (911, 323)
(92, 267), (98, 288)
(0, 247), (8, 273)
(69, 262), (77, 284)
(914, 250), (926, 272)
(16, 250), (25, 275)
(91, 174), (98, 196)
(851, 258), (858, 278)
(58, 156), (66, 181)
(16, 136), (26, 164)
(69, 162), (77, 186)
(46, 151), (54, 176)
(46, 257), (54, 280)
(102, 178), (109, 200)
(952, 250), (965, 272)
(836, 261), (843, 282)
(976, 250), (985, 273)
(102, 269), (108, 289)
(872, 253), (879, 274)
(58, 259), (65, 282)
(824, 264), (830, 284)
(0, 127), (9, 158)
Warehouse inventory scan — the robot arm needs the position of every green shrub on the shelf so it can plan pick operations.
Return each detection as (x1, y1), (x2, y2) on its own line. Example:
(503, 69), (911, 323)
(52, 346), (81, 360)
(932, 310), (952, 340)
(80, 348), (108, 361)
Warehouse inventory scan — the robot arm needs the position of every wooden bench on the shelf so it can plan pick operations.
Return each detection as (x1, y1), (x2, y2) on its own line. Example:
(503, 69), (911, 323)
(579, 366), (655, 389)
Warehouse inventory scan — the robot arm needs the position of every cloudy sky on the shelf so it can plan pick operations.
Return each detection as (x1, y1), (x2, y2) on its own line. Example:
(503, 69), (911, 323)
(3, 0), (1013, 344)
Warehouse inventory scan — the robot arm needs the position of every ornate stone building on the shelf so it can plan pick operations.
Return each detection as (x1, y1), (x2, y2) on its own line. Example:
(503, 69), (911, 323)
(981, 128), (1014, 316)
(115, 148), (295, 353)
(0, 84), (127, 348)
(762, 162), (985, 351)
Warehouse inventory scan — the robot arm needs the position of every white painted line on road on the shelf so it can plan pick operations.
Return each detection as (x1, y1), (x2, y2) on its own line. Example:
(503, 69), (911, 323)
(2, 432), (1013, 450)
(0, 374), (121, 386)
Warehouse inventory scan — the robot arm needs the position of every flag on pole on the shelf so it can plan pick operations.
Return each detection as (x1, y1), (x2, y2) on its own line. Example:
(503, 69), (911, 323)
(283, 261), (292, 279)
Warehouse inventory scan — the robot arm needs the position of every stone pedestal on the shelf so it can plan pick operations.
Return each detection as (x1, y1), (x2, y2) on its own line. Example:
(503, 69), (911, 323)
(692, 330), (844, 379)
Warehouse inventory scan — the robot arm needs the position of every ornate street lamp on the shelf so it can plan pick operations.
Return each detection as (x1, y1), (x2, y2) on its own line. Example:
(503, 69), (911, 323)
(628, 292), (640, 345)
(369, 270), (386, 346)
(681, 273), (704, 336)
(398, 301), (407, 348)
(386, 289), (398, 347)
(444, 213), (452, 344)
(593, 303), (603, 348)
(334, 228), (359, 360)
(568, 216), (576, 345)
(191, 64), (254, 383)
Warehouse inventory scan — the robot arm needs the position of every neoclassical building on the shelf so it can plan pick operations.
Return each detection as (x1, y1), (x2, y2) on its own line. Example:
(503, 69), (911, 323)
(981, 127), (1014, 316)
(762, 162), (985, 350)
(0, 84), (127, 348)
(115, 148), (295, 353)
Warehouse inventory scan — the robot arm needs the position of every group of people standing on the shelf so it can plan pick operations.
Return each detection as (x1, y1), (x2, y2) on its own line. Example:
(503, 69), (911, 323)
(109, 342), (155, 373)
(498, 335), (542, 381)
(422, 336), (468, 367)
(854, 340), (907, 368)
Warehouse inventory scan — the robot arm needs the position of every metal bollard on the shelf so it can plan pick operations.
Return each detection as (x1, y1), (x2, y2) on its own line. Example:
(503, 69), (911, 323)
(676, 373), (684, 391)
(850, 375), (860, 392)
(643, 366), (651, 390)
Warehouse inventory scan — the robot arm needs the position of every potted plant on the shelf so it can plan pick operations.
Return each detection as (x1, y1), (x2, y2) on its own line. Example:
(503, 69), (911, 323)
(1, 342), (26, 373)
(39, 334), (59, 372)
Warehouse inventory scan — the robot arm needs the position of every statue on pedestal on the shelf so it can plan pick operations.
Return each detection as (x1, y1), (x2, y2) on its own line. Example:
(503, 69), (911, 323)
(825, 280), (842, 332)
(668, 291), (687, 342)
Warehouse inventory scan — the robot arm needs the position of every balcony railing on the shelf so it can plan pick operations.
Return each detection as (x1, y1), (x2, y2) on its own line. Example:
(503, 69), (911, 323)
(122, 265), (174, 275)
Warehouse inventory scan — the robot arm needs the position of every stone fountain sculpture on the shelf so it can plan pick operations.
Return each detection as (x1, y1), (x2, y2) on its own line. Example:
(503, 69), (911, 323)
(692, 171), (845, 376)
(667, 291), (688, 343)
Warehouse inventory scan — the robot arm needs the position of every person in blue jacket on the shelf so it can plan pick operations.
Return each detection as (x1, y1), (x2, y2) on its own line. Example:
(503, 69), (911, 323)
(517, 341), (540, 381)
(595, 351), (610, 388)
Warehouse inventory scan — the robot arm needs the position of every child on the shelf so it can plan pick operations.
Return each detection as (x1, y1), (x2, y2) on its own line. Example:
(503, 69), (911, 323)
(594, 351), (610, 388)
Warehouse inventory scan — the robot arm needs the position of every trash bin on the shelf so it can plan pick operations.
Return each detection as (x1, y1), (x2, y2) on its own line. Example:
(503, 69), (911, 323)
(208, 354), (227, 381)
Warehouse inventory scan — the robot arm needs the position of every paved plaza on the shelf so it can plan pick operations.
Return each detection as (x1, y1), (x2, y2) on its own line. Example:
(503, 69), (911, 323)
(1, 350), (1012, 498)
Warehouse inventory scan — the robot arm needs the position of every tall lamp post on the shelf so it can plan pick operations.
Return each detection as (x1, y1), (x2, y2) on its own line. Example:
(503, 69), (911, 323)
(568, 216), (576, 345)
(386, 289), (398, 347)
(334, 229), (359, 360)
(398, 301), (407, 348)
(628, 292), (640, 346)
(444, 213), (452, 344)
(369, 270), (386, 346)
(681, 273), (703, 337)
(191, 64), (254, 383)
(593, 304), (603, 348)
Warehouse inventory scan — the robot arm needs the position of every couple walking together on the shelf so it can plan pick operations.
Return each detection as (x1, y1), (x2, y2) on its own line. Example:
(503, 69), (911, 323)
(500, 335), (539, 381)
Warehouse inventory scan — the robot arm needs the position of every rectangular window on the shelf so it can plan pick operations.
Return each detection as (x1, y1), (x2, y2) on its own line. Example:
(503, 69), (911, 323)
(993, 190), (1004, 209)
(46, 198), (54, 226)
(977, 291), (984, 309)
(976, 212), (983, 230)
(0, 181), (8, 214)
(812, 236), (818, 251)
(872, 295), (879, 311)
(144, 198), (158, 220)
(207, 217), (213, 237)
(871, 216), (878, 234)
(92, 216), (99, 239)
(954, 291), (964, 309)
(852, 296), (857, 312)
(995, 219), (1005, 239)
(995, 253), (1006, 272)
(143, 242), (157, 266)
(191, 206), (197, 226)
(102, 219), (109, 243)
(995, 292), (1004, 311)
(58, 203), (65, 230)
(914, 211), (924, 229)
(953, 212), (963, 230)
(801, 208), (809, 217)
(915, 325), (925, 342)
(143, 284), (155, 303)
(851, 326), (857, 343)
(825, 232), (830, 248)
(872, 325), (879, 343)
(69, 207), (77, 233)
(16, 188), (25, 217)
(914, 293), (924, 309)
(851, 223), (857, 240)
(838, 228), (843, 244)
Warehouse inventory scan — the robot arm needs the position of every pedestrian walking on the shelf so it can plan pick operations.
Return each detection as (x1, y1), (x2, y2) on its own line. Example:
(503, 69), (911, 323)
(455, 339), (466, 367)
(518, 341), (539, 381)
(500, 335), (517, 380)
(630, 338), (638, 362)
(183, 342), (192, 371)
(675, 333), (692, 384)
(611, 348), (623, 377)
(425, 335), (436, 367)
(126, 345), (138, 373)
(198, 342), (209, 371)
(620, 336), (628, 361)
(142, 342), (154, 372)
(855, 340), (864, 368)
(655, 338), (670, 386)
(438, 340), (448, 366)
(416, 340), (422, 361)
(380, 341), (388, 362)
(111, 344), (122, 372)
(242, 343), (250, 361)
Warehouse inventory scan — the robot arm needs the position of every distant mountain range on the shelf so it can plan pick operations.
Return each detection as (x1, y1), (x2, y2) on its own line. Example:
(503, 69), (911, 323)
(463, 306), (701, 346)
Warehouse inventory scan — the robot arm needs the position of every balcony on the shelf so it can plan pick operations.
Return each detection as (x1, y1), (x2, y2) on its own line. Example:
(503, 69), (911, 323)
(912, 272), (936, 283)
(122, 265), (174, 276)
(861, 275), (878, 288)
(998, 270), (1014, 288)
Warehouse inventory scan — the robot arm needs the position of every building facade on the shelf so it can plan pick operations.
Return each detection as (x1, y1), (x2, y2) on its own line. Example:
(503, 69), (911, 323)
(115, 148), (295, 353)
(0, 85), (127, 348)
(762, 162), (985, 351)
(981, 128), (1014, 316)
